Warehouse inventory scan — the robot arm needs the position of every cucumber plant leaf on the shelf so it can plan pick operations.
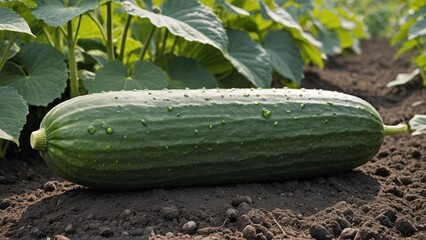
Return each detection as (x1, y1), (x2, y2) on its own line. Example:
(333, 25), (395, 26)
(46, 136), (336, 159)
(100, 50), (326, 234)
(264, 30), (304, 85)
(409, 114), (426, 136)
(214, 0), (250, 16)
(386, 68), (420, 88)
(0, 6), (35, 37)
(0, 42), (68, 106)
(408, 18), (426, 40)
(167, 57), (216, 89)
(0, 40), (20, 61)
(225, 29), (272, 88)
(119, 0), (228, 55)
(0, 86), (28, 146)
(85, 60), (168, 92)
(32, 0), (101, 27)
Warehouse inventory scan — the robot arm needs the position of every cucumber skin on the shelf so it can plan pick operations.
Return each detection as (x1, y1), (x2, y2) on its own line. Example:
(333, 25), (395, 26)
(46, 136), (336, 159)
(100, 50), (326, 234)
(37, 88), (384, 189)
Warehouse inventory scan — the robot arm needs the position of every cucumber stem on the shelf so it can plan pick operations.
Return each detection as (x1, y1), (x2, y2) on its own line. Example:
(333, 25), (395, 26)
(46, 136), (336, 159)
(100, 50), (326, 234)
(384, 123), (409, 136)
(30, 128), (47, 150)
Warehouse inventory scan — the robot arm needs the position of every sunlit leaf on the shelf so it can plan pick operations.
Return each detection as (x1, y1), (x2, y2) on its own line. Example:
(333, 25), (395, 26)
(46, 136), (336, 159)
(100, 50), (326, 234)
(0, 42), (68, 106)
(32, 0), (101, 27)
(120, 0), (228, 55)
(0, 86), (28, 145)
(0, 6), (35, 36)
(386, 68), (420, 88)
(264, 30), (303, 85)
(409, 114), (426, 135)
(168, 57), (217, 89)
(225, 29), (272, 88)
(214, 0), (249, 16)
(85, 60), (168, 92)
(408, 18), (426, 40)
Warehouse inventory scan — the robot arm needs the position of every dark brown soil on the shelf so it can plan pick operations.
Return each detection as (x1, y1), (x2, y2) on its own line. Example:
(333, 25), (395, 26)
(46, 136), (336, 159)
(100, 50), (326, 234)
(1, 38), (425, 240)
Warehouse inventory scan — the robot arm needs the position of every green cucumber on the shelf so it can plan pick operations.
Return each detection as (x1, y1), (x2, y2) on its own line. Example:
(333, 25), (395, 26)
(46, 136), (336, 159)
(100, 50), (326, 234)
(30, 88), (407, 189)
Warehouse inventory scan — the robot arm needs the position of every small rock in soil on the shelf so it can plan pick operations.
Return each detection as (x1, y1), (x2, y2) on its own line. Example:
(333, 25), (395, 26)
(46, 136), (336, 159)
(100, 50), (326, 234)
(86, 213), (95, 220)
(354, 223), (378, 240)
(238, 202), (252, 212)
(336, 216), (351, 229)
(30, 227), (43, 238)
(65, 223), (75, 234)
(384, 186), (404, 198)
(330, 221), (342, 236)
(0, 198), (12, 209)
(143, 226), (155, 235)
(309, 224), (333, 240)
(376, 214), (393, 227)
(54, 235), (71, 240)
(395, 219), (417, 236)
(405, 194), (417, 201)
(383, 208), (397, 223)
(120, 209), (132, 219)
(242, 225), (256, 239)
(182, 220), (197, 234)
(232, 195), (252, 207)
(400, 176), (413, 185)
(43, 181), (58, 192)
(99, 226), (113, 237)
(225, 208), (239, 221)
(374, 167), (390, 177)
(340, 228), (358, 240)
(159, 205), (179, 219)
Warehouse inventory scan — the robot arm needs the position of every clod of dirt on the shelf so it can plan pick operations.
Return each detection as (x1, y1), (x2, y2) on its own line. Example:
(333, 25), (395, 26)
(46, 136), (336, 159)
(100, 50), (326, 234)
(120, 209), (132, 219)
(340, 227), (358, 240)
(376, 213), (393, 227)
(226, 208), (239, 221)
(231, 195), (252, 207)
(354, 223), (378, 240)
(30, 227), (44, 238)
(309, 224), (333, 240)
(182, 220), (197, 234)
(159, 205), (179, 219)
(54, 235), (70, 240)
(330, 221), (342, 236)
(98, 226), (113, 237)
(336, 216), (352, 229)
(384, 186), (404, 198)
(374, 167), (390, 177)
(242, 225), (256, 239)
(64, 223), (74, 234)
(395, 219), (417, 236)
(0, 198), (12, 209)
(43, 181), (58, 192)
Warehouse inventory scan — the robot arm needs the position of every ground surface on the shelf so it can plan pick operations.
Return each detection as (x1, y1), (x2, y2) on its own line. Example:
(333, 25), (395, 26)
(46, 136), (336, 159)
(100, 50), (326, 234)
(0, 38), (425, 240)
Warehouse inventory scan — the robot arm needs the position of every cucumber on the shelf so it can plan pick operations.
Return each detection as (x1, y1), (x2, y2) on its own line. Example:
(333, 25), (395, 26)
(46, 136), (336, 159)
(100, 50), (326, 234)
(30, 88), (407, 189)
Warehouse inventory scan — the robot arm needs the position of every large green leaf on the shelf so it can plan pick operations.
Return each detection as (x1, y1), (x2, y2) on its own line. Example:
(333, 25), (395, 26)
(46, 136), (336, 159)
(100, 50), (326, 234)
(408, 18), (426, 40)
(214, 0), (249, 16)
(32, 0), (101, 27)
(181, 42), (233, 77)
(167, 57), (216, 89)
(264, 30), (304, 85)
(0, 6), (35, 36)
(84, 60), (168, 92)
(0, 86), (28, 145)
(0, 42), (68, 106)
(120, 0), (228, 54)
(225, 29), (272, 88)
(409, 114), (426, 136)
(258, 0), (323, 67)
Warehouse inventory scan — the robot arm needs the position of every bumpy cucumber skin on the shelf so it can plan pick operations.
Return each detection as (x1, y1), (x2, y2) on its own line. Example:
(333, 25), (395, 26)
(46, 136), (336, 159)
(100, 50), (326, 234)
(38, 88), (384, 189)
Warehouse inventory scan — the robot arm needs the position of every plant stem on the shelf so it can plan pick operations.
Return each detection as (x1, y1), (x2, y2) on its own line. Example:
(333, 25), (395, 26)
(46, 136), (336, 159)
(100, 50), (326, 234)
(42, 27), (55, 47)
(159, 28), (168, 57)
(140, 25), (156, 61)
(0, 33), (17, 71)
(74, 15), (83, 44)
(87, 12), (107, 42)
(106, 1), (115, 61)
(0, 139), (10, 159)
(119, 15), (132, 61)
(384, 123), (409, 135)
(67, 20), (79, 98)
(170, 35), (179, 55)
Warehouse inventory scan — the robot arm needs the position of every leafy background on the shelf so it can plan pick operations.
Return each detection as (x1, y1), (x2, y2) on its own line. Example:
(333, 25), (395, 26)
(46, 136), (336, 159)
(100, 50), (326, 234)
(0, 0), (425, 154)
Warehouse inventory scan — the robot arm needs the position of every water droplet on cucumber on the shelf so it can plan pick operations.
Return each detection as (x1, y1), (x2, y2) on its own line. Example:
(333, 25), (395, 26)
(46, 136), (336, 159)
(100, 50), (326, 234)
(106, 127), (113, 134)
(87, 126), (96, 134)
(262, 108), (272, 119)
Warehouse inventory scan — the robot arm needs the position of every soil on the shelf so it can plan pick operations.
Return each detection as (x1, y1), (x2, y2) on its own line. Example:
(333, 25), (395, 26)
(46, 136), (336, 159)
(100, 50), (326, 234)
(0, 38), (425, 240)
